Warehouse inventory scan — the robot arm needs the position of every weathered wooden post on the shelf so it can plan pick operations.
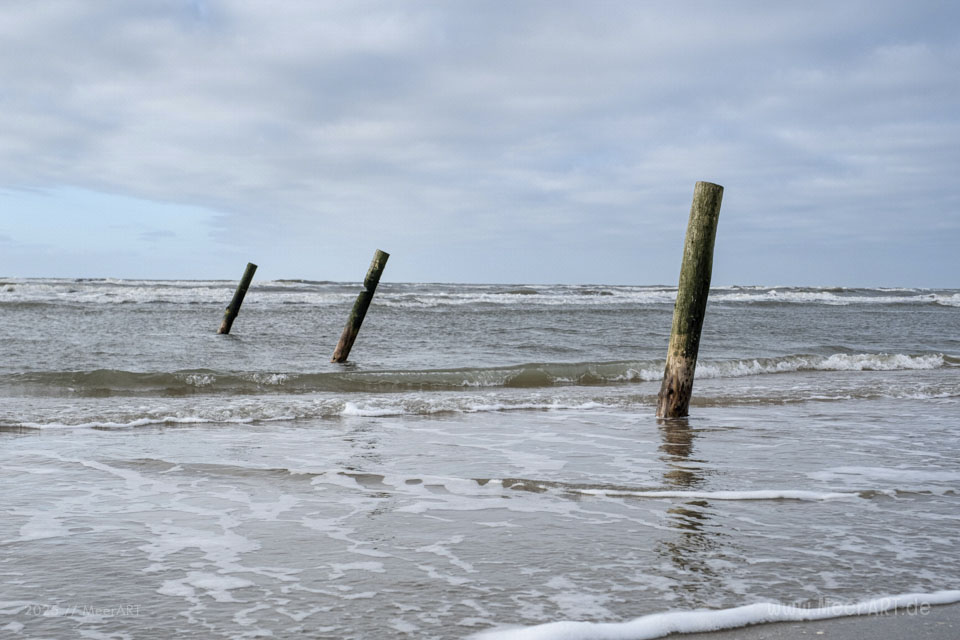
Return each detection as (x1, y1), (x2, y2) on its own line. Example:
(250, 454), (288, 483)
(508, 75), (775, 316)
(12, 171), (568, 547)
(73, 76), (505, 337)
(656, 181), (724, 418)
(332, 249), (389, 363)
(217, 262), (257, 335)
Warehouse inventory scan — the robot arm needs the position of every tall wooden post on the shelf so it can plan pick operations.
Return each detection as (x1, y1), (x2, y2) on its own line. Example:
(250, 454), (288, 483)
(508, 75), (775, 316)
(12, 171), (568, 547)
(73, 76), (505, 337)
(656, 182), (723, 418)
(217, 262), (257, 335)
(332, 249), (389, 363)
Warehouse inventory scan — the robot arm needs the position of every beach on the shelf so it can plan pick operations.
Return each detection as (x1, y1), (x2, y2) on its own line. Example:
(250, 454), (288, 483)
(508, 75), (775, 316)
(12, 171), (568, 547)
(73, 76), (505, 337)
(673, 603), (960, 640)
(1, 278), (958, 638)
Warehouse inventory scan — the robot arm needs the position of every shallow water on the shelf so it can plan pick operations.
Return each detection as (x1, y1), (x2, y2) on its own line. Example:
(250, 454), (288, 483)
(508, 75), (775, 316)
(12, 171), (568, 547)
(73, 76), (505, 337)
(1, 279), (958, 638)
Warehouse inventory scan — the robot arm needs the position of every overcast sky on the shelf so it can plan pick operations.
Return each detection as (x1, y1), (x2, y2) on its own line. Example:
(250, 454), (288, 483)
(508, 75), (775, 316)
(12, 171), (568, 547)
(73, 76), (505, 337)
(1, 1), (958, 286)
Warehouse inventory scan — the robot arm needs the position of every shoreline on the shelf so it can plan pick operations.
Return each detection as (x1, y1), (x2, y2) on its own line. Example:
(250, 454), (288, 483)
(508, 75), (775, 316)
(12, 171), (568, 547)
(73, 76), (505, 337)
(675, 602), (960, 639)
(473, 594), (960, 640)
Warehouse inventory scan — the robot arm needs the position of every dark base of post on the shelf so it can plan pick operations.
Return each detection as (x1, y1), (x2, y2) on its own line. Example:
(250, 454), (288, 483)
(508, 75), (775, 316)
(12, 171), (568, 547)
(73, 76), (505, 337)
(656, 356), (695, 418)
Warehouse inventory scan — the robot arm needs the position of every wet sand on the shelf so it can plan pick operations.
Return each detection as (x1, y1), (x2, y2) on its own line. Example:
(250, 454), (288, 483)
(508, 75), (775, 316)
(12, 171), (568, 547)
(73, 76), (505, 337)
(676, 603), (960, 639)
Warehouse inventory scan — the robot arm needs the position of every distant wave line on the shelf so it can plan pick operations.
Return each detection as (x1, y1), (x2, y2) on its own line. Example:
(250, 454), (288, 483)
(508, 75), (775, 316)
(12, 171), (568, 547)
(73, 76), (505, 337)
(2, 279), (959, 307)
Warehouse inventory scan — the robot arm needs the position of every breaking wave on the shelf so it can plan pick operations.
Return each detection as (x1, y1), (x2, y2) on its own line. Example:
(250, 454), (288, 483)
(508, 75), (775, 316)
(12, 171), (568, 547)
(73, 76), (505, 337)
(2, 353), (952, 398)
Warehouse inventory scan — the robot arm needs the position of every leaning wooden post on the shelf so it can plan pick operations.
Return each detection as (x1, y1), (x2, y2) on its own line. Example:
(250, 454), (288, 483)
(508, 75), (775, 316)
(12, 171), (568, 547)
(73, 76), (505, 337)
(332, 249), (389, 363)
(656, 182), (724, 418)
(217, 262), (258, 335)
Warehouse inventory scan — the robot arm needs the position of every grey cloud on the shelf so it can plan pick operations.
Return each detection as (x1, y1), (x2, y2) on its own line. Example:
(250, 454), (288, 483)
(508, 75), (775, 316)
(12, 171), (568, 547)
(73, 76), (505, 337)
(0, 1), (958, 283)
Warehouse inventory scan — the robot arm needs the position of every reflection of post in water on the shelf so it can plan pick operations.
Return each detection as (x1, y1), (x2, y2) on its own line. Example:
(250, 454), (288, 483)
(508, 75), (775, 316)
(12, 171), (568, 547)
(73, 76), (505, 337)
(342, 423), (392, 519)
(343, 423), (384, 469)
(655, 418), (723, 605)
(658, 418), (701, 489)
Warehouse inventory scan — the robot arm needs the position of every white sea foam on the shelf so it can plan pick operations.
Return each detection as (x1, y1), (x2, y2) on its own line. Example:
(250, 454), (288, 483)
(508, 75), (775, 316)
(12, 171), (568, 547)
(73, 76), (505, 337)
(808, 466), (960, 485)
(17, 510), (71, 541)
(696, 353), (945, 378)
(472, 590), (960, 640)
(0, 278), (356, 306)
(576, 489), (858, 501)
(375, 290), (676, 308)
(935, 292), (960, 307)
(317, 472), (863, 505)
(159, 572), (255, 603)
(712, 289), (959, 306)
(464, 352), (948, 388)
(341, 402), (405, 417)
(4, 401), (960, 638)
(250, 373), (290, 386)
(17, 416), (261, 429)
(183, 373), (216, 387)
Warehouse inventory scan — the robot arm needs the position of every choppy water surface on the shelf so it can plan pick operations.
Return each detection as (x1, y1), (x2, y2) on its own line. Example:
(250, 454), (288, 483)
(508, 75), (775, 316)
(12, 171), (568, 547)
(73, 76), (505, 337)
(1, 279), (958, 638)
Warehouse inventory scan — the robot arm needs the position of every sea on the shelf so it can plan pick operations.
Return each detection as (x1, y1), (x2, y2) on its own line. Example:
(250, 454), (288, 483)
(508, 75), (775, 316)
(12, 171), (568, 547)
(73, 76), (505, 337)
(1, 278), (958, 639)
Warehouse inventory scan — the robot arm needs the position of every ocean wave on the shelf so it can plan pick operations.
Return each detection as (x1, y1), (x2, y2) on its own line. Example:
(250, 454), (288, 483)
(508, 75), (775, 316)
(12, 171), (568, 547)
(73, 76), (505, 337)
(373, 290), (674, 307)
(575, 488), (859, 501)
(698, 352), (950, 377)
(0, 353), (952, 398)
(323, 472), (869, 504)
(474, 478), (861, 502)
(808, 466), (960, 485)
(711, 289), (957, 306)
(935, 292), (960, 307)
(6, 382), (957, 430)
(4, 397), (615, 429)
(2, 279), (957, 307)
(472, 590), (960, 640)
(12, 416), (267, 430)
(0, 278), (356, 305)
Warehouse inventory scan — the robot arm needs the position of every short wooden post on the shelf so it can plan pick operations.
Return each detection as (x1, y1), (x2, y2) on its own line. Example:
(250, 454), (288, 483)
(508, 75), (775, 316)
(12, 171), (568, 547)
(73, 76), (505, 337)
(332, 249), (389, 363)
(656, 182), (724, 418)
(217, 262), (257, 335)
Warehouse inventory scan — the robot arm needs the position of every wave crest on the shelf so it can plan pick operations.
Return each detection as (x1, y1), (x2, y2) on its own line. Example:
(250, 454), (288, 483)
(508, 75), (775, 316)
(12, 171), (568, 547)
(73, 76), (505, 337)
(0, 353), (950, 398)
